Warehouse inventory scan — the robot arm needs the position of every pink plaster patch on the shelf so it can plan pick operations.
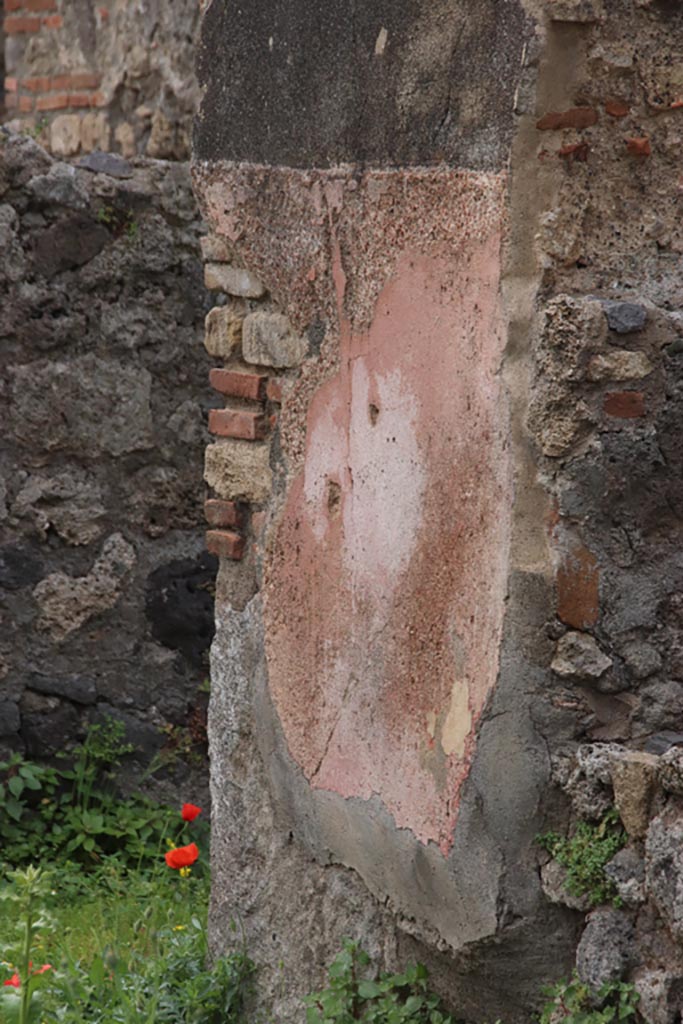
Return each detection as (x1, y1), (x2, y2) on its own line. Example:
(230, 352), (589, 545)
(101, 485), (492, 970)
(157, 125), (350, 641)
(262, 187), (512, 853)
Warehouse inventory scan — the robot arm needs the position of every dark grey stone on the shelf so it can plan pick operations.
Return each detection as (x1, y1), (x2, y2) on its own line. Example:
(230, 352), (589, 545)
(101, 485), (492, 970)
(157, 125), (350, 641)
(0, 700), (21, 737)
(32, 213), (110, 277)
(576, 909), (635, 990)
(194, 0), (533, 169)
(644, 730), (683, 754)
(20, 701), (81, 757)
(602, 300), (648, 335)
(604, 847), (645, 905)
(29, 674), (97, 705)
(78, 151), (134, 179)
(0, 544), (44, 591)
(145, 554), (218, 665)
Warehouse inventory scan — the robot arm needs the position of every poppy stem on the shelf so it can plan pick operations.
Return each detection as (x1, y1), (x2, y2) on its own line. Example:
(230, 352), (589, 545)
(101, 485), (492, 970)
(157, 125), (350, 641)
(19, 888), (32, 1024)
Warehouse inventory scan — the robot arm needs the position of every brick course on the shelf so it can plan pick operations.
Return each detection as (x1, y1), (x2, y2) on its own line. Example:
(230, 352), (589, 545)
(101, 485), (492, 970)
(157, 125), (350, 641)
(204, 499), (244, 529)
(205, 530), (245, 561)
(209, 368), (267, 401)
(209, 408), (267, 441)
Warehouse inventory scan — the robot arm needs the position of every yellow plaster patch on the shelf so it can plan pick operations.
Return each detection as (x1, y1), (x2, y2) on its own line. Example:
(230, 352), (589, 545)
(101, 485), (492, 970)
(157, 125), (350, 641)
(440, 680), (472, 758)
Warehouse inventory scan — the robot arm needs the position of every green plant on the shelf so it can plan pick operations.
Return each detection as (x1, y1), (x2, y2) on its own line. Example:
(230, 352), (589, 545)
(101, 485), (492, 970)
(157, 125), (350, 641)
(539, 973), (639, 1024)
(0, 865), (55, 1024)
(97, 205), (138, 240)
(537, 810), (627, 907)
(0, 863), (251, 1024)
(305, 941), (456, 1024)
(0, 719), (180, 871)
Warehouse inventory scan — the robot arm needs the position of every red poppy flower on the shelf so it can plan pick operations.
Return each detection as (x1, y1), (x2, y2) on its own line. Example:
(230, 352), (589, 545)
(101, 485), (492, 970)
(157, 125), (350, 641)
(181, 803), (202, 823)
(3, 973), (20, 988)
(165, 842), (199, 869)
(33, 965), (51, 976)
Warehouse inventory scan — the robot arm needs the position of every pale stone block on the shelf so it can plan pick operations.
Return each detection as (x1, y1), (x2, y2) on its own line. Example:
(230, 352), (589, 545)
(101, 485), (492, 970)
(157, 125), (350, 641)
(50, 115), (81, 158)
(114, 121), (137, 158)
(204, 262), (265, 298)
(242, 311), (308, 368)
(204, 441), (272, 503)
(80, 112), (111, 153)
(587, 351), (654, 382)
(204, 305), (244, 358)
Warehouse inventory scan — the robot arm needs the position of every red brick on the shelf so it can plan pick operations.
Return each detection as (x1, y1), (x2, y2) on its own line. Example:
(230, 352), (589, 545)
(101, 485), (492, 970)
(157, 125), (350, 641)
(4, 77), (18, 93)
(89, 91), (107, 107)
(23, 76), (51, 92)
(4, 16), (42, 33)
(204, 499), (244, 529)
(68, 92), (93, 108)
(42, 13), (62, 27)
(209, 408), (267, 440)
(4, 93), (18, 110)
(4, 0), (23, 10)
(605, 98), (629, 118)
(603, 391), (645, 418)
(558, 141), (589, 162)
(209, 368), (267, 401)
(26, 0), (57, 10)
(536, 107), (598, 130)
(19, 95), (34, 112)
(266, 378), (283, 403)
(36, 93), (68, 111)
(557, 543), (599, 629)
(626, 136), (651, 157)
(51, 72), (101, 90)
(205, 530), (245, 561)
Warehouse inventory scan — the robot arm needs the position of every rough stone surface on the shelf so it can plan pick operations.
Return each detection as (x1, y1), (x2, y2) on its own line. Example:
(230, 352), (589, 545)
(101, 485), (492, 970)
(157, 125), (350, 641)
(204, 304), (244, 359)
(634, 968), (683, 1024)
(575, 909), (635, 990)
(646, 811), (683, 940)
(586, 351), (654, 382)
(621, 641), (662, 681)
(604, 847), (645, 907)
(658, 747), (683, 797)
(611, 752), (659, 838)
(204, 263), (265, 298)
(551, 631), (612, 682)
(204, 442), (273, 503)
(0, 131), (212, 797)
(242, 311), (308, 368)
(541, 859), (592, 911)
(601, 301), (648, 335)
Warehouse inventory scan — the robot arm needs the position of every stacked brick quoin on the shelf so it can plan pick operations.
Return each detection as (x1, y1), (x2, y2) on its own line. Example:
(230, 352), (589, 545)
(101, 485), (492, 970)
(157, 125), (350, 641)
(200, 242), (305, 566)
(2, 0), (199, 159)
(0, 129), (217, 802)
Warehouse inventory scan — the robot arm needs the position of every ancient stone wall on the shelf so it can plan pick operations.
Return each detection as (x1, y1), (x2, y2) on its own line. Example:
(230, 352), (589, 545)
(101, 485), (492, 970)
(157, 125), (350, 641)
(0, 129), (215, 800)
(2, 0), (199, 159)
(194, 0), (683, 1020)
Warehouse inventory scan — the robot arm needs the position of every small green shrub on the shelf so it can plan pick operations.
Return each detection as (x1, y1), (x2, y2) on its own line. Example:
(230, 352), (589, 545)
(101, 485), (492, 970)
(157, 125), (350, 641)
(305, 940), (456, 1024)
(536, 810), (627, 907)
(0, 720), (192, 871)
(539, 973), (639, 1024)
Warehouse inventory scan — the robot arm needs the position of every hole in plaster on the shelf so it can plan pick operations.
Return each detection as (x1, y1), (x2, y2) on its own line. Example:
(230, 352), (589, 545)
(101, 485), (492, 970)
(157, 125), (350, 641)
(368, 403), (380, 426)
(326, 479), (341, 516)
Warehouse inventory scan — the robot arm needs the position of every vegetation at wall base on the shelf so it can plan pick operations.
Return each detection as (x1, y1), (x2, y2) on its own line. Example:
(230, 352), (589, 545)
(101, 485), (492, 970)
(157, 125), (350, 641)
(0, 719), (205, 873)
(305, 940), (457, 1024)
(536, 810), (627, 907)
(539, 974), (639, 1024)
(0, 862), (254, 1024)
